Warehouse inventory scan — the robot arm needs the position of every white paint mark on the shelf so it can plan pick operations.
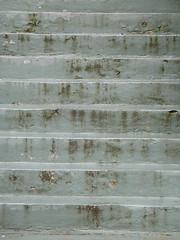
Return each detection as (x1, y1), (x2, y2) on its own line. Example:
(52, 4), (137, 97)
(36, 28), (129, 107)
(24, 60), (31, 64)
(9, 40), (15, 44)
(2, 40), (9, 47)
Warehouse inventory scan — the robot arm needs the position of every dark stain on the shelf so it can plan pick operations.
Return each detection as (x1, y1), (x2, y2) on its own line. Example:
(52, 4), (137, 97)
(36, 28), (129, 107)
(4, 34), (9, 39)
(169, 110), (178, 114)
(154, 36), (159, 53)
(43, 83), (49, 95)
(40, 171), (52, 182)
(109, 37), (120, 48)
(27, 13), (41, 33)
(18, 34), (25, 42)
(90, 110), (97, 124)
(24, 138), (28, 156)
(69, 60), (82, 74)
(9, 175), (17, 182)
(44, 35), (54, 53)
(78, 110), (85, 123)
(105, 143), (122, 157)
(84, 140), (94, 156)
(50, 139), (56, 155)
(149, 36), (153, 50)
(64, 35), (78, 53)
(165, 36), (169, 51)
(68, 140), (78, 154)
(123, 37), (127, 50)
(149, 208), (158, 226)
(129, 142), (134, 157)
(78, 205), (102, 227)
(132, 111), (141, 124)
(121, 111), (127, 129)
(24, 205), (30, 213)
(71, 109), (77, 122)
(18, 111), (33, 128)
(65, 84), (71, 97)
(85, 62), (106, 77)
(42, 109), (61, 122)
(142, 22), (147, 28)
(141, 141), (149, 158)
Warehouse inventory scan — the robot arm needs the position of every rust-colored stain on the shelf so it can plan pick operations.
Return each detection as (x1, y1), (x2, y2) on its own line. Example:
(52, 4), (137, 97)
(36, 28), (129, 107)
(146, 30), (155, 34)
(109, 181), (118, 188)
(147, 124), (150, 132)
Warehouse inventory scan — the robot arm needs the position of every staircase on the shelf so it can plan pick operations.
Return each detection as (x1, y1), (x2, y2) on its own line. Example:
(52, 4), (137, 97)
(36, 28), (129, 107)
(0, 0), (180, 239)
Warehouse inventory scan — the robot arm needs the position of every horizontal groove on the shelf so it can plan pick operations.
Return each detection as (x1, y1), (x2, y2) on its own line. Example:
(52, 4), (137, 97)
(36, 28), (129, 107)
(0, 104), (179, 111)
(1, 11), (180, 15)
(1, 229), (180, 236)
(0, 131), (179, 140)
(1, 32), (180, 37)
(1, 78), (180, 83)
(0, 162), (180, 171)
(0, 194), (180, 206)
(1, 55), (180, 60)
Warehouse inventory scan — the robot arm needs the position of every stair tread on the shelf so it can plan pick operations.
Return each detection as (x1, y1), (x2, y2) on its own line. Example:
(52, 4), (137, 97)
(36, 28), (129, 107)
(1, 78), (180, 83)
(0, 194), (180, 206)
(1, 0), (180, 13)
(1, 32), (180, 37)
(0, 131), (179, 139)
(0, 103), (179, 111)
(1, 55), (180, 59)
(1, 162), (180, 171)
(1, 230), (180, 240)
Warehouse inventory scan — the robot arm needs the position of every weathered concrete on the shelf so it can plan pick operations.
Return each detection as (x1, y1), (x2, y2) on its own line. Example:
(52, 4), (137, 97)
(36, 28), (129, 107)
(1, 12), (180, 34)
(0, 0), (180, 235)
(0, 195), (180, 231)
(0, 132), (179, 164)
(0, 79), (180, 105)
(1, 33), (180, 56)
(0, 162), (180, 197)
(0, 56), (180, 79)
(0, 105), (179, 133)
(0, 0), (179, 12)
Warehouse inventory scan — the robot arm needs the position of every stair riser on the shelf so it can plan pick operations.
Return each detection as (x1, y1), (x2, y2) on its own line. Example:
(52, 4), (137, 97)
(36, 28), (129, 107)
(1, 81), (180, 105)
(0, 168), (179, 197)
(0, 137), (179, 164)
(1, 12), (180, 34)
(0, 108), (179, 133)
(1, 34), (180, 56)
(1, 203), (179, 231)
(1, 57), (179, 79)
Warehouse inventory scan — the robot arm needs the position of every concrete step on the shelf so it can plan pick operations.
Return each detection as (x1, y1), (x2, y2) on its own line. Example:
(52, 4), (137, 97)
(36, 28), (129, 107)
(0, 56), (180, 79)
(1, 12), (180, 34)
(1, 79), (180, 105)
(0, 132), (179, 164)
(1, 33), (180, 56)
(0, 104), (179, 133)
(1, 230), (180, 240)
(0, 195), (180, 231)
(0, 162), (180, 197)
(0, 0), (179, 13)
